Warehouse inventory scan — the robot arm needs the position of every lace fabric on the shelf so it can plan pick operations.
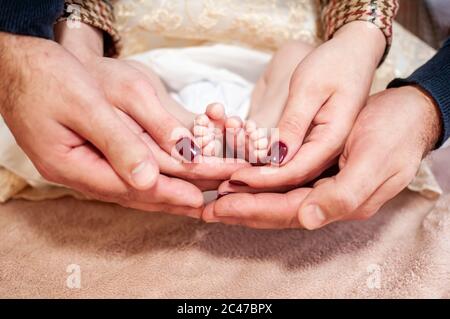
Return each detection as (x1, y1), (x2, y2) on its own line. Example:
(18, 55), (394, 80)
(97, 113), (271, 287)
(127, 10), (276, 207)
(114, 0), (322, 56)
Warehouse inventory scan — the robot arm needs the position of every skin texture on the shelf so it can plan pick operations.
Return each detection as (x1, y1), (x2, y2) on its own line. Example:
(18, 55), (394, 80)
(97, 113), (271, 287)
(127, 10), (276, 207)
(203, 87), (442, 229)
(0, 29), (244, 217)
(54, 23), (248, 181)
(0, 32), (202, 216)
(229, 21), (387, 188)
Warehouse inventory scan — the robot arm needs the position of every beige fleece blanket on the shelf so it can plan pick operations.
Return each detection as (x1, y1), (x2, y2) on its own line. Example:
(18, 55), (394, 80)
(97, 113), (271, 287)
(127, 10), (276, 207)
(0, 147), (449, 298)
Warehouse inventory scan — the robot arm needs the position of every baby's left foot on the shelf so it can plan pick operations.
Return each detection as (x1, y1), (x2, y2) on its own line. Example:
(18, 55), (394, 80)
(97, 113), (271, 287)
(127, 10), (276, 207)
(225, 118), (269, 164)
(193, 103), (227, 156)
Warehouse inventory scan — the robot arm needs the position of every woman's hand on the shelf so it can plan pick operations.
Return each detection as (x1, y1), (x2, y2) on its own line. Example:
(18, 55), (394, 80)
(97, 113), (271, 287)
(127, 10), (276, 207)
(229, 21), (386, 188)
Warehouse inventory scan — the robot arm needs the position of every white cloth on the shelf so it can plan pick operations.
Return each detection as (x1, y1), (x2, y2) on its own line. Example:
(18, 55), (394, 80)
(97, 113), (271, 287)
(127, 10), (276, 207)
(128, 43), (272, 119)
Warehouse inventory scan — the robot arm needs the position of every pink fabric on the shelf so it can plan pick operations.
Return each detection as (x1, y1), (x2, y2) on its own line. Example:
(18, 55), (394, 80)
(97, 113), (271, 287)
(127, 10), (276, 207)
(0, 148), (449, 298)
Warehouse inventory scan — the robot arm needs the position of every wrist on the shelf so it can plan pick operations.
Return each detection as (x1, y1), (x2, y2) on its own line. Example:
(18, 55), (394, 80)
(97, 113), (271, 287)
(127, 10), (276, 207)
(54, 21), (104, 64)
(334, 21), (386, 69)
(401, 85), (442, 154)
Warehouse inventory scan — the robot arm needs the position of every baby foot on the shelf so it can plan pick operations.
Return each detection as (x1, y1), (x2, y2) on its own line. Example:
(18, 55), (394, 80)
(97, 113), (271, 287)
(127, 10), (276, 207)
(224, 118), (269, 164)
(193, 103), (227, 156)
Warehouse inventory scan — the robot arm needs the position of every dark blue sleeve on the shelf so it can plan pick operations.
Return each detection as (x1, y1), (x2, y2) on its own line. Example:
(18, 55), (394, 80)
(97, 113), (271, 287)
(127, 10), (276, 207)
(0, 0), (64, 39)
(388, 38), (450, 147)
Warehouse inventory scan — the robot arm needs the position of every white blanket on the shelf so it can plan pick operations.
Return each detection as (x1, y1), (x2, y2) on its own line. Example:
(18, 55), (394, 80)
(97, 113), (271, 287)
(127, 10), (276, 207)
(128, 43), (272, 119)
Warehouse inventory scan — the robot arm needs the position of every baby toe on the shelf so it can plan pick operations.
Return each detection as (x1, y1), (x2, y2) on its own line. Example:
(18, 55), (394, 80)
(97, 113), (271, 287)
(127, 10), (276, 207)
(195, 134), (214, 148)
(206, 103), (226, 121)
(244, 120), (257, 134)
(254, 137), (269, 150)
(225, 116), (243, 130)
(251, 149), (269, 163)
(203, 140), (222, 157)
(193, 124), (212, 137)
(194, 114), (210, 126)
(249, 128), (268, 141)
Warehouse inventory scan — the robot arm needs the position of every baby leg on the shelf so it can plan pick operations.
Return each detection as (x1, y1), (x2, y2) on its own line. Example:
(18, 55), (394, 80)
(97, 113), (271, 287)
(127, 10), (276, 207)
(249, 40), (315, 128)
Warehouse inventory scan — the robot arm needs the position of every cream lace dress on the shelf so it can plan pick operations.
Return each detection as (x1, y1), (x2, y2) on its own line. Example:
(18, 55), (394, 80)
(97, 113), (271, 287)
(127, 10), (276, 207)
(0, 0), (442, 201)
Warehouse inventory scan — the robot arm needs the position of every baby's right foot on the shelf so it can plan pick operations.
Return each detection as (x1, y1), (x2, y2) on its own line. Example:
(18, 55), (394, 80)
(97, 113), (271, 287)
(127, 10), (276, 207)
(225, 118), (269, 164)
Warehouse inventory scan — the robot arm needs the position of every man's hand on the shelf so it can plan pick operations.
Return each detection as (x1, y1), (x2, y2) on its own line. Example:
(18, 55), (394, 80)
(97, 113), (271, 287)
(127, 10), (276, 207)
(228, 21), (386, 188)
(0, 32), (161, 190)
(297, 86), (442, 229)
(55, 22), (248, 181)
(203, 87), (442, 229)
(0, 32), (204, 215)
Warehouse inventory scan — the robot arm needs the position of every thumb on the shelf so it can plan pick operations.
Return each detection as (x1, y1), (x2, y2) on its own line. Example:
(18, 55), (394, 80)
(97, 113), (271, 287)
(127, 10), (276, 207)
(298, 146), (389, 230)
(268, 82), (329, 165)
(64, 99), (159, 190)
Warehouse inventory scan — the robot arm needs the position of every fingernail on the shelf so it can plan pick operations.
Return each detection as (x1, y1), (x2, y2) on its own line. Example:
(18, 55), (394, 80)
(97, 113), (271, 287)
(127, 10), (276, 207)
(203, 206), (220, 223)
(176, 137), (201, 162)
(229, 180), (248, 187)
(267, 141), (288, 164)
(187, 211), (201, 219)
(217, 192), (232, 199)
(251, 160), (267, 167)
(301, 205), (326, 230)
(205, 217), (221, 223)
(131, 160), (156, 188)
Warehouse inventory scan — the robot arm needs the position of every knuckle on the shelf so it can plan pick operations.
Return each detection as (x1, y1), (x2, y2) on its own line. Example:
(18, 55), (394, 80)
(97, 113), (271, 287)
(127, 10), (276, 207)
(280, 117), (306, 135)
(128, 78), (153, 97)
(151, 121), (169, 139)
(338, 198), (358, 215)
(334, 187), (359, 215)
(321, 133), (343, 154)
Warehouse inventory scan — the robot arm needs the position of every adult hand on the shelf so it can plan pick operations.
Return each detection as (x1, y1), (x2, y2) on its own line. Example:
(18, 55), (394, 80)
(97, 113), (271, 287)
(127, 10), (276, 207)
(229, 21), (386, 188)
(0, 32), (203, 216)
(55, 22), (248, 181)
(203, 87), (442, 229)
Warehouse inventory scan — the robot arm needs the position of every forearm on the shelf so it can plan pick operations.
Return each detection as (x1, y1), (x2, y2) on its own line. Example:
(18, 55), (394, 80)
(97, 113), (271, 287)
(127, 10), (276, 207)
(0, 32), (41, 117)
(0, 0), (64, 39)
(388, 38), (450, 147)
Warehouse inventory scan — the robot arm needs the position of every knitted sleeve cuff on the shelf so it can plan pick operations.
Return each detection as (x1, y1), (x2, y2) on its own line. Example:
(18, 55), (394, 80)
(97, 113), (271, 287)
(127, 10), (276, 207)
(319, 0), (399, 64)
(0, 0), (64, 39)
(57, 0), (121, 57)
(388, 38), (450, 148)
